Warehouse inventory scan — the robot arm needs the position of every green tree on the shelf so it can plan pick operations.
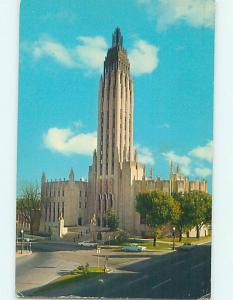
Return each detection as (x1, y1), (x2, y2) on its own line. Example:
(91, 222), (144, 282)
(186, 191), (212, 238)
(172, 192), (195, 242)
(136, 191), (180, 246)
(106, 209), (119, 231)
(17, 184), (41, 234)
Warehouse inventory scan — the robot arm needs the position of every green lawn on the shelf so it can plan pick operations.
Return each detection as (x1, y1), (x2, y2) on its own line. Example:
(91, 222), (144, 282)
(102, 238), (173, 251)
(159, 235), (211, 244)
(102, 235), (211, 251)
(32, 266), (104, 296)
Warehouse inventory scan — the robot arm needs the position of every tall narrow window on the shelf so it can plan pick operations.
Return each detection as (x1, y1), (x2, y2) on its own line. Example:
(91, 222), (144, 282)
(57, 202), (60, 219)
(53, 203), (55, 222)
(104, 196), (107, 213)
(109, 194), (113, 208)
(49, 202), (51, 222)
(45, 203), (47, 222)
(98, 196), (101, 212)
(62, 202), (64, 218)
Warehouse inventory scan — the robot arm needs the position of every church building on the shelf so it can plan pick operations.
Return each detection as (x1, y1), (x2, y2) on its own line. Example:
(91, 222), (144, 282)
(39, 28), (207, 238)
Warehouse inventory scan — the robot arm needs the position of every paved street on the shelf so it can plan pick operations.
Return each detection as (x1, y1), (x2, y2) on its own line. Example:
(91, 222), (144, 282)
(16, 241), (151, 295)
(16, 241), (211, 299)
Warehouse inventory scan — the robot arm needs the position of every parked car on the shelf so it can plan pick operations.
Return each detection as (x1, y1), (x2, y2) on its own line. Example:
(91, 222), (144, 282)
(177, 243), (197, 251)
(77, 241), (97, 249)
(121, 244), (147, 252)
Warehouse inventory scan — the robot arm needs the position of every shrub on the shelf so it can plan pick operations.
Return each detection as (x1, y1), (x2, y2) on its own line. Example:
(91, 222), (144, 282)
(115, 230), (130, 242)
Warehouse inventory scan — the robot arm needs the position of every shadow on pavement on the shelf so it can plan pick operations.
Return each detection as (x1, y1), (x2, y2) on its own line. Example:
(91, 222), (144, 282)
(21, 244), (211, 299)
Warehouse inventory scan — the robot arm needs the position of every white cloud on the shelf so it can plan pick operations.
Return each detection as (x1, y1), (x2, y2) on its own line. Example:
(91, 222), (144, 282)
(162, 151), (191, 175)
(24, 38), (76, 67)
(136, 145), (155, 165)
(43, 127), (97, 156)
(194, 167), (212, 177)
(189, 140), (213, 163)
(75, 36), (107, 72)
(138, 0), (215, 30)
(22, 35), (108, 72)
(22, 36), (158, 76)
(129, 40), (159, 75)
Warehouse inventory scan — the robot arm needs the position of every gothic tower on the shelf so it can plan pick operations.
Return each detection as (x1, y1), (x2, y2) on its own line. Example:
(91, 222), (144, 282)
(86, 27), (142, 230)
(96, 27), (134, 194)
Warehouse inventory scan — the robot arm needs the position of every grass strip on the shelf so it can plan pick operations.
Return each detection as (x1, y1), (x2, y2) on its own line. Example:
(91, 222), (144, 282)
(32, 267), (104, 296)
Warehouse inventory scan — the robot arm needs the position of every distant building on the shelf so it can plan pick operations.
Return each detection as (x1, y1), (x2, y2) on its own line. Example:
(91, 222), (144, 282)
(40, 28), (208, 238)
(39, 170), (88, 236)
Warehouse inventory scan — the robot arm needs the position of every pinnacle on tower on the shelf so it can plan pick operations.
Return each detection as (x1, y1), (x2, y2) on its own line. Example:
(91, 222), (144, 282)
(176, 163), (180, 174)
(143, 165), (146, 178)
(149, 167), (153, 178)
(69, 168), (75, 182)
(170, 160), (174, 176)
(134, 149), (139, 162)
(41, 172), (46, 183)
(112, 27), (123, 48)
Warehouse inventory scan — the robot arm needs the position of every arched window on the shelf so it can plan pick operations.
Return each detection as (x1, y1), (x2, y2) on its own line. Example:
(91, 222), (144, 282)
(103, 194), (107, 212)
(78, 217), (82, 226)
(109, 194), (113, 208)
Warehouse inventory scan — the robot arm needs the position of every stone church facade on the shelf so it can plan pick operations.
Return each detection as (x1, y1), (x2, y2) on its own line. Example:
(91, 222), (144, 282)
(40, 28), (207, 238)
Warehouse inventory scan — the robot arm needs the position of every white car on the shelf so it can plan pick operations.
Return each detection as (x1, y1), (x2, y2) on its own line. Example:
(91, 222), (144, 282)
(121, 244), (147, 252)
(77, 241), (97, 249)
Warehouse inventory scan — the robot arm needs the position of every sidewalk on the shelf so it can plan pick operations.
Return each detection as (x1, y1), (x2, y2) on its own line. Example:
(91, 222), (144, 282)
(16, 250), (32, 258)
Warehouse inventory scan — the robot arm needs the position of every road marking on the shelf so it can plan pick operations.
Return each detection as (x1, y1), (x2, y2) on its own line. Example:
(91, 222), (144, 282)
(152, 278), (172, 290)
(128, 275), (148, 285)
(173, 259), (186, 267)
(16, 291), (24, 297)
(191, 262), (206, 270)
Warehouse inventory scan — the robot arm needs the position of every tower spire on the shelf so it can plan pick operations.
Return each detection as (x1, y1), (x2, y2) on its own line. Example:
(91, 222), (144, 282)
(41, 172), (46, 184)
(149, 167), (153, 178)
(176, 163), (180, 174)
(112, 27), (123, 48)
(134, 149), (139, 162)
(170, 160), (174, 177)
(69, 168), (75, 182)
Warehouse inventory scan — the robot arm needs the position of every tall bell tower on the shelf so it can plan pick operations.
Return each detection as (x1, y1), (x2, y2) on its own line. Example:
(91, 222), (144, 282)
(96, 27), (134, 194)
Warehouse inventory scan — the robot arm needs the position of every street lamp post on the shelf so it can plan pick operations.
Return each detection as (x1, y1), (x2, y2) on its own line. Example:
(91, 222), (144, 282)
(172, 227), (176, 251)
(21, 229), (24, 254)
(97, 247), (101, 268)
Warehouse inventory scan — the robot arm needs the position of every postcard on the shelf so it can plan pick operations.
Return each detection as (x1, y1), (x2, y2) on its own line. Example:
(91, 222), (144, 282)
(16, 0), (214, 298)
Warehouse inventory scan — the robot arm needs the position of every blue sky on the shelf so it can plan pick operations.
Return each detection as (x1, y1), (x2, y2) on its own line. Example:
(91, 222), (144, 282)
(17, 0), (215, 193)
